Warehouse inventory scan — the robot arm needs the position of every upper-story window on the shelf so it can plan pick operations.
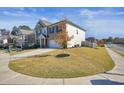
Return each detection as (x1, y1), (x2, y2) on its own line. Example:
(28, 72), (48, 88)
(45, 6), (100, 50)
(42, 28), (47, 35)
(76, 30), (78, 35)
(56, 25), (62, 32)
(37, 30), (41, 36)
(49, 26), (54, 33)
(56, 25), (58, 32)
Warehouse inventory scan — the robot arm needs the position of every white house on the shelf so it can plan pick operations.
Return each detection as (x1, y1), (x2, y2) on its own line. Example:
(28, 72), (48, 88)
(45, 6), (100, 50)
(0, 35), (10, 48)
(35, 19), (86, 48)
(0, 30), (11, 48)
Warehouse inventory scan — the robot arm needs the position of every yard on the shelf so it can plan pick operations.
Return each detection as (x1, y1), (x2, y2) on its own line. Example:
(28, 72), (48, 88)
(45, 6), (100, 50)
(9, 47), (115, 78)
(9, 49), (36, 55)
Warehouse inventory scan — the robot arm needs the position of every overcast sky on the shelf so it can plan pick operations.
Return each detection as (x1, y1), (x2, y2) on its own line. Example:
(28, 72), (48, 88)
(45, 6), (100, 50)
(0, 7), (124, 39)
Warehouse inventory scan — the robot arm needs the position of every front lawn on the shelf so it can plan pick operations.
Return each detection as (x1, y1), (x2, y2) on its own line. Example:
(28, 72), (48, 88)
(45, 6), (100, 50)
(9, 47), (115, 78)
(9, 49), (35, 55)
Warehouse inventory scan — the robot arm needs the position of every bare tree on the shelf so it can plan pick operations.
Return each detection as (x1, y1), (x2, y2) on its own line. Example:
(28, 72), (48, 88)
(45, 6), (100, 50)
(55, 22), (71, 49)
(55, 31), (70, 49)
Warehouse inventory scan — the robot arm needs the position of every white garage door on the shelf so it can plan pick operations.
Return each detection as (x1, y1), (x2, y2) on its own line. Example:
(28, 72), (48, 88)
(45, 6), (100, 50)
(49, 40), (60, 48)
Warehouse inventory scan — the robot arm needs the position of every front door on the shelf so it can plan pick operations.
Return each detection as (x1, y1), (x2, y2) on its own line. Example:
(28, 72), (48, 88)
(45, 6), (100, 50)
(41, 39), (45, 48)
(40, 39), (47, 48)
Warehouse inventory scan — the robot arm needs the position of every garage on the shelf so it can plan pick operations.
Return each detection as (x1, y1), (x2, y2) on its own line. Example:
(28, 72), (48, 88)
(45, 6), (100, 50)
(49, 40), (60, 48)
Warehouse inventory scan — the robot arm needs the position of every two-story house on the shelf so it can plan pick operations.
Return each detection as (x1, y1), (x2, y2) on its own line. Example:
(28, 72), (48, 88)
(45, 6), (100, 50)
(11, 29), (35, 48)
(35, 19), (86, 48)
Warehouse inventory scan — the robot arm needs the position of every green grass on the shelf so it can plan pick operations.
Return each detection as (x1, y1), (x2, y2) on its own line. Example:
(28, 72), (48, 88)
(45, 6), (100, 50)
(9, 47), (115, 78)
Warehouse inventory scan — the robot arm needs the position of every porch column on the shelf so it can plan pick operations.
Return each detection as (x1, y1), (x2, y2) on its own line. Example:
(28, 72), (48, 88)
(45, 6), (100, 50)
(39, 38), (41, 48)
(44, 38), (46, 48)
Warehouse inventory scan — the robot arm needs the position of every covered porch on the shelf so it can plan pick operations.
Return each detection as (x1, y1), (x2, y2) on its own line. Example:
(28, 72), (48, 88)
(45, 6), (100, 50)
(38, 34), (48, 48)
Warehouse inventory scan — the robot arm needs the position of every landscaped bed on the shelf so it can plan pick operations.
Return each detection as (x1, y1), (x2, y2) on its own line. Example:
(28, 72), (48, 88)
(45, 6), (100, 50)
(9, 47), (115, 78)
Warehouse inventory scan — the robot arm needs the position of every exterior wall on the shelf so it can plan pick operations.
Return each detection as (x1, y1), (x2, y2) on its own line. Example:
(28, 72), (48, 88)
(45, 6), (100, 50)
(48, 21), (66, 48)
(41, 27), (47, 36)
(16, 33), (35, 48)
(25, 34), (35, 45)
(47, 24), (59, 48)
(66, 23), (85, 47)
(35, 24), (42, 37)
(48, 24), (57, 40)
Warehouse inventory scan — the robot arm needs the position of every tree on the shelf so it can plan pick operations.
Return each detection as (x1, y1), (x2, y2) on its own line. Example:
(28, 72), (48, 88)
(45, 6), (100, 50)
(55, 22), (71, 49)
(107, 36), (113, 43)
(86, 37), (96, 43)
(11, 25), (31, 36)
(55, 31), (71, 49)
(11, 26), (20, 36)
(18, 25), (31, 30)
(113, 37), (124, 44)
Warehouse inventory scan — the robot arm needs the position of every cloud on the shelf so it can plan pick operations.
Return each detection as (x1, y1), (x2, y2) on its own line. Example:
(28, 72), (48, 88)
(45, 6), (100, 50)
(2, 11), (31, 17)
(115, 12), (124, 15)
(0, 20), (36, 30)
(16, 7), (25, 11)
(80, 9), (106, 18)
(2, 11), (10, 15)
(1, 7), (36, 17)
(30, 8), (37, 12)
(1, 10), (41, 18)
(84, 18), (124, 38)
(80, 8), (124, 19)
(41, 17), (48, 20)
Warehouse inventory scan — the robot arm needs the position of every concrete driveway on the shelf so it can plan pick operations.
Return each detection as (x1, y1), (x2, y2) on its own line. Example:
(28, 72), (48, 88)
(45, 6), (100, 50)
(0, 47), (124, 85)
(11, 48), (54, 61)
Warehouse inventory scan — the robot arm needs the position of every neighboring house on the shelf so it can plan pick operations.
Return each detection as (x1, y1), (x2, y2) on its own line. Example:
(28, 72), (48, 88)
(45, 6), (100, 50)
(35, 19), (86, 48)
(0, 29), (11, 48)
(0, 29), (10, 36)
(11, 29), (35, 48)
(0, 35), (12, 48)
(0, 36), (7, 48)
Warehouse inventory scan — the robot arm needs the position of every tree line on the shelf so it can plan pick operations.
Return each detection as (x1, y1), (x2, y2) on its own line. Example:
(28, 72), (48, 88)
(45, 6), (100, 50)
(86, 36), (124, 45)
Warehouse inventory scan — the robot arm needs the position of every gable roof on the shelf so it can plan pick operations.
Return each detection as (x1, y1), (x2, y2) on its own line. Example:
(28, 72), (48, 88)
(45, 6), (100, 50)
(38, 20), (51, 27)
(0, 29), (10, 36)
(20, 29), (34, 35)
(41, 20), (51, 26)
(48, 19), (86, 31)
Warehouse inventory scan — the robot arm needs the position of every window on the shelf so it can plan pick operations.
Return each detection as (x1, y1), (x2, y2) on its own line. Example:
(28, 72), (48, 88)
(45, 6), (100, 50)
(76, 30), (78, 35)
(56, 25), (62, 32)
(49, 27), (53, 33)
(37, 30), (41, 36)
(58, 25), (62, 32)
(49, 27), (55, 33)
(49, 27), (51, 33)
(52, 27), (54, 32)
(56, 25), (58, 32)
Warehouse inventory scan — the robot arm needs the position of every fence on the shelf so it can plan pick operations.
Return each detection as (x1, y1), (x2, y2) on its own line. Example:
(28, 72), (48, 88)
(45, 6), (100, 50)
(81, 41), (97, 48)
